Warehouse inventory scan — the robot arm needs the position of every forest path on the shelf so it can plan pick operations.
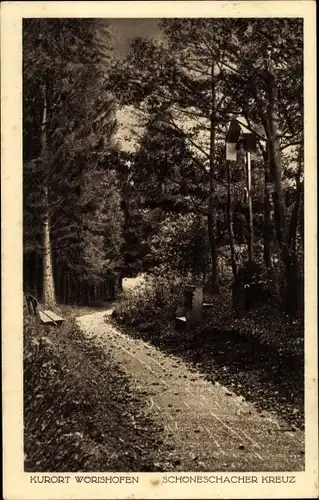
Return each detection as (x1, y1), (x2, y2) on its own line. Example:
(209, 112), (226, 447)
(76, 310), (304, 472)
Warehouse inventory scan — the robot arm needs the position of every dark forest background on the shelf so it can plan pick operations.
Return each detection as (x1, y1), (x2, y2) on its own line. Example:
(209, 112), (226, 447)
(23, 18), (304, 317)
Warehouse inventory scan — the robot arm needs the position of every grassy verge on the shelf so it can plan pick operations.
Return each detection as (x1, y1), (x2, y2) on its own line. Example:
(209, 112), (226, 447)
(24, 313), (168, 472)
(113, 276), (303, 356)
(199, 288), (303, 356)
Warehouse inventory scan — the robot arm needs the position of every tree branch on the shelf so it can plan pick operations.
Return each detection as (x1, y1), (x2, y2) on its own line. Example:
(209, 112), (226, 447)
(280, 141), (302, 151)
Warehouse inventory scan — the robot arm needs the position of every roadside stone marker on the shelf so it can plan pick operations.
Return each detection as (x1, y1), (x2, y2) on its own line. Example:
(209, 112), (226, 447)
(175, 285), (203, 330)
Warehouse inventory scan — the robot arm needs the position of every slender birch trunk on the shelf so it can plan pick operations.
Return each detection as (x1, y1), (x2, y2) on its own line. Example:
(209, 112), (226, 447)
(207, 60), (219, 292)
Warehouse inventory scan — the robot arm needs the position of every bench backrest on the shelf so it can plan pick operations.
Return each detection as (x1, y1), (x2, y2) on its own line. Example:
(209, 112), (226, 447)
(25, 293), (39, 316)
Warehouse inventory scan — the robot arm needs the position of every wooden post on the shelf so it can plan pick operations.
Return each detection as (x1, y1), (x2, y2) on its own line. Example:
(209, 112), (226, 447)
(246, 151), (254, 263)
(226, 161), (237, 277)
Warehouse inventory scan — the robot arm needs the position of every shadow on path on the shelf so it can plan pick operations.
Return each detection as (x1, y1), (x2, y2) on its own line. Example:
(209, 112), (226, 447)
(114, 321), (304, 430)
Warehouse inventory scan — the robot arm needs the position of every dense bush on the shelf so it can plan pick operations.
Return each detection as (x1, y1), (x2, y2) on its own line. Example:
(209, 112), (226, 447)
(232, 260), (276, 310)
(148, 213), (210, 279)
(113, 270), (194, 331)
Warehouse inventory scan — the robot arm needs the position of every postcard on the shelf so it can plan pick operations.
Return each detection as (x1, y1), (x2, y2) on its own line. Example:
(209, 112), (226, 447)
(1, 1), (318, 499)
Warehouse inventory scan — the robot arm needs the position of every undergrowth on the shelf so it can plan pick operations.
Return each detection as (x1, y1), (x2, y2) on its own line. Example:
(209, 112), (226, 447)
(113, 272), (303, 356)
(114, 271), (193, 332)
(112, 272), (304, 429)
(24, 314), (167, 472)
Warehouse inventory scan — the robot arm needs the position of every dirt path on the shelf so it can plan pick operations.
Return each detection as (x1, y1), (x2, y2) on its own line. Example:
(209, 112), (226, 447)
(76, 310), (304, 472)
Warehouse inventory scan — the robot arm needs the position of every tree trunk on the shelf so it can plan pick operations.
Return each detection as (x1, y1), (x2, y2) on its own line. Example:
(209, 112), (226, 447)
(265, 62), (287, 251)
(42, 193), (55, 306)
(262, 147), (272, 268)
(121, 185), (131, 268)
(41, 82), (55, 307)
(63, 273), (67, 304)
(288, 151), (303, 253)
(24, 252), (34, 293)
(207, 60), (219, 293)
(55, 259), (61, 303)
(207, 206), (219, 291)
(265, 61), (299, 314)
(284, 153), (303, 316)
(299, 194), (304, 249)
(226, 162), (237, 277)
(67, 274), (70, 304)
(35, 251), (40, 298)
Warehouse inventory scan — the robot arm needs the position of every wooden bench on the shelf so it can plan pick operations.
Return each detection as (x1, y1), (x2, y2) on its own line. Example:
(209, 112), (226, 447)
(25, 293), (64, 326)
